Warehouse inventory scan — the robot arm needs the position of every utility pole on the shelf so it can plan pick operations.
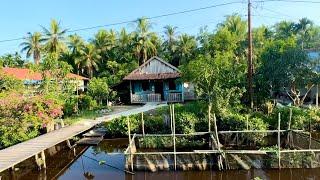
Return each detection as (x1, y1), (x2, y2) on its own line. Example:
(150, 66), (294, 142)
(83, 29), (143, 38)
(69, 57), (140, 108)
(248, 0), (254, 109)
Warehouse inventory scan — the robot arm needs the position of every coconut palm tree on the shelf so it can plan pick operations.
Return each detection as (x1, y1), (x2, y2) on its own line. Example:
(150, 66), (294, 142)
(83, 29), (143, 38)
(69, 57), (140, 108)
(91, 29), (117, 65)
(295, 18), (313, 49)
(176, 34), (196, 65)
(42, 19), (67, 54)
(133, 17), (157, 64)
(66, 34), (85, 73)
(77, 43), (101, 78)
(67, 34), (84, 55)
(20, 32), (44, 64)
(222, 14), (247, 40)
(163, 25), (178, 63)
(117, 28), (134, 63)
(274, 21), (296, 39)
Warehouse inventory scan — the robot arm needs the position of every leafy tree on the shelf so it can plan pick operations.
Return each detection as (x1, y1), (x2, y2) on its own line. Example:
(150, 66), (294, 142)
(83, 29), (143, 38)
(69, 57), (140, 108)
(0, 53), (25, 67)
(87, 77), (114, 105)
(183, 53), (245, 116)
(258, 38), (319, 106)
(20, 32), (44, 64)
(0, 75), (24, 92)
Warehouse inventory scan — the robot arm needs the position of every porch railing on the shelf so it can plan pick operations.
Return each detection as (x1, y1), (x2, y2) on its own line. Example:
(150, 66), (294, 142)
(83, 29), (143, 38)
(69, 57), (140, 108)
(131, 93), (161, 103)
(167, 93), (183, 102)
(184, 92), (196, 100)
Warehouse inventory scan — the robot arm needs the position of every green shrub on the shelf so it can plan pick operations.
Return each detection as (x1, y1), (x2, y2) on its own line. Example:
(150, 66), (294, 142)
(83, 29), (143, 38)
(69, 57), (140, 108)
(266, 107), (310, 130)
(175, 112), (198, 134)
(63, 96), (78, 117)
(104, 115), (140, 137)
(79, 95), (98, 111)
(144, 115), (169, 134)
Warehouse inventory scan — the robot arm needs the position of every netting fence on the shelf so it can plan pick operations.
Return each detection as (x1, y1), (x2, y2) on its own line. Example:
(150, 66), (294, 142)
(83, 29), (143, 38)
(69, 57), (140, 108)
(124, 130), (320, 172)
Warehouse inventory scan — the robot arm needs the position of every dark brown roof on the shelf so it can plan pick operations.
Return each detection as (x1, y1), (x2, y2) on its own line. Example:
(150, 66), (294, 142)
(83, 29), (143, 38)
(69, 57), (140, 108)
(124, 72), (181, 80)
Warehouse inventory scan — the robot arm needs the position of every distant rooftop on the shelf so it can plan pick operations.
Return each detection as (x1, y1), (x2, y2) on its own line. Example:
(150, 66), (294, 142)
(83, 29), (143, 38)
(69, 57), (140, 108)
(1, 67), (89, 81)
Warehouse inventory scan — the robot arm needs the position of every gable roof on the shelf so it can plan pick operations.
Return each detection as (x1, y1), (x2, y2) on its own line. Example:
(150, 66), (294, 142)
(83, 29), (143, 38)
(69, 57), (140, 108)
(1, 67), (89, 81)
(124, 56), (181, 80)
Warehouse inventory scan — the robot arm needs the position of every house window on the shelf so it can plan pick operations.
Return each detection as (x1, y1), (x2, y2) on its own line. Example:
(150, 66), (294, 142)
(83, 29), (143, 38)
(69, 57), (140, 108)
(169, 80), (176, 90)
(142, 81), (149, 91)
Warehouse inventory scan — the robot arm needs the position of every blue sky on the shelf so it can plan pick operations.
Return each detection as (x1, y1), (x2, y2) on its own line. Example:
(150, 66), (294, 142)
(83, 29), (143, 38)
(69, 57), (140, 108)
(1, 0), (320, 56)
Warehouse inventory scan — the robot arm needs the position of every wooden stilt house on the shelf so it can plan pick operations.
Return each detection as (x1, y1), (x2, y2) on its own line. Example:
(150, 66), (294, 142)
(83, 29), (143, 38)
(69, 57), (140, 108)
(123, 56), (195, 103)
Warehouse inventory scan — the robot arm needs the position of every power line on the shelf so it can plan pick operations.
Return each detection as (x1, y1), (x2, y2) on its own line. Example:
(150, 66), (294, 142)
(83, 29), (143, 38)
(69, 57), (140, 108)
(0, 1), (245, 44)
(254, 0), (320, 3)
(259, 7), (294, 18)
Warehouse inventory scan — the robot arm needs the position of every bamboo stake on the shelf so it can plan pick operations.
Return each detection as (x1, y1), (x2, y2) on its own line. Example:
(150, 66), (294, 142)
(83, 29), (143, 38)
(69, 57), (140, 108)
(246, 115), (249, 130)
(309, 117), (312, 149)
(278, 112), (281, 169)
(170, 104), (173, 134)
(208, 103), (212, 132)
(173, 104), (177, 171)
(141, 112), (145, 136)
(288, 109), (292, 130)
(316, 84), (319, 108)
(287, 108), (293, 148)
(127, 117), (131, 143)
(127, 116), (133, 171)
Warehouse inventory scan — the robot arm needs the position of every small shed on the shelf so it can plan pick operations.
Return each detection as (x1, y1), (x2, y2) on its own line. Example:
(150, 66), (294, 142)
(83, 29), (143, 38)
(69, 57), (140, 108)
(123, 56), (195, 103)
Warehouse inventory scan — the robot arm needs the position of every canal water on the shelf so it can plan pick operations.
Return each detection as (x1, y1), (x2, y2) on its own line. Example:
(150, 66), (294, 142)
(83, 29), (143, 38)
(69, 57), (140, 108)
(1, 138), (320, 180)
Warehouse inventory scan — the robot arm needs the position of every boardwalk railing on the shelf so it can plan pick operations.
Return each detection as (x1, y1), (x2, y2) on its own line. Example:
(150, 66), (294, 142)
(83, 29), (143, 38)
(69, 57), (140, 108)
(167, 93), (183, 102)
(131, 93), (161, 103)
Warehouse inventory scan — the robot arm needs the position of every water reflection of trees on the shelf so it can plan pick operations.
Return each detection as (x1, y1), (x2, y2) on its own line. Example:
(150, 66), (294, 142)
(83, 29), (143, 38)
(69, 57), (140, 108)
(91, 139), (128, 154)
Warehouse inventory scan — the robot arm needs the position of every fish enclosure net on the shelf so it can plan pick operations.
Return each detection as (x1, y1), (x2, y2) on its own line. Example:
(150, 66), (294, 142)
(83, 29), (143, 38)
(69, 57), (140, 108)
(125, 131), (320, 171)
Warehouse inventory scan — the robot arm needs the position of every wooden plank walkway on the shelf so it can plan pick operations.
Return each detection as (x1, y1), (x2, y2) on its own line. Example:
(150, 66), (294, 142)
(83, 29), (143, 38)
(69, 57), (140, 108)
(0, 103), (166, 173)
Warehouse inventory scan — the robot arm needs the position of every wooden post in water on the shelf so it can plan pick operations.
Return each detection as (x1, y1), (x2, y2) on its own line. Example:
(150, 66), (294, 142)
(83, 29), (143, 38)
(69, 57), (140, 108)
(41, 151), (46, 169)
(141, 112), (145, 136)
(278, 112), (281, 169)
(173, 104), (177, 171)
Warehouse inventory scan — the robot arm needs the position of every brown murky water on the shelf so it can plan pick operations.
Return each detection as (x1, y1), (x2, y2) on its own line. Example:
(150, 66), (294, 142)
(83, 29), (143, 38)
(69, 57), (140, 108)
(1, 138), (320, 180)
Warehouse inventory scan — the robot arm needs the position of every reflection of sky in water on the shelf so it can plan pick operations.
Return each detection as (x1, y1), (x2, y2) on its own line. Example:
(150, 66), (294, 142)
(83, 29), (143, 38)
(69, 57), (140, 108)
(58, 143), (126, 180)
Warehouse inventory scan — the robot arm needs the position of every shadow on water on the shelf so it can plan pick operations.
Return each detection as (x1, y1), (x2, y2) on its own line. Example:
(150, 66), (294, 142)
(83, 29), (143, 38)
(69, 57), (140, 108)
(2, 138), (320, 180)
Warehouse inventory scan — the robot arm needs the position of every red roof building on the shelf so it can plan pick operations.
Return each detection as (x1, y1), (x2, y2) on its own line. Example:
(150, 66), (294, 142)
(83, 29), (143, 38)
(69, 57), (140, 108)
(1, 67), (89, 81)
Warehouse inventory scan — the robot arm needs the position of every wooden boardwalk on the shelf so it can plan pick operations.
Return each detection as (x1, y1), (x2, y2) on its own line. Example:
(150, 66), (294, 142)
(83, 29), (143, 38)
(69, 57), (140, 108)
(0, 103), (166, 173)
